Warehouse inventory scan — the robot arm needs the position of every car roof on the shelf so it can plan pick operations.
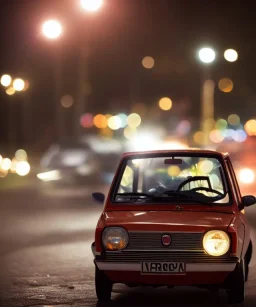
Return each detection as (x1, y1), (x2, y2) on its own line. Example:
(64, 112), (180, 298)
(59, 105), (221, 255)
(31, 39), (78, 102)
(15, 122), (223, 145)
(122, 149), (229, 159)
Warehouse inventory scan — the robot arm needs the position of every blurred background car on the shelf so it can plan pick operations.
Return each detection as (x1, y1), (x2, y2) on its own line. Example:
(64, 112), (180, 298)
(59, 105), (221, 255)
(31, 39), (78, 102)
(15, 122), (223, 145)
(37, 135), (124, 186)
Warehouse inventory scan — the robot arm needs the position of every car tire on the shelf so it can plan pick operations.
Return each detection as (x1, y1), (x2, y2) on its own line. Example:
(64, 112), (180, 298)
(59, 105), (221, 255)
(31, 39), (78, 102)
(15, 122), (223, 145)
(227, 259), (245, 304)
(95, 266), (113, 301)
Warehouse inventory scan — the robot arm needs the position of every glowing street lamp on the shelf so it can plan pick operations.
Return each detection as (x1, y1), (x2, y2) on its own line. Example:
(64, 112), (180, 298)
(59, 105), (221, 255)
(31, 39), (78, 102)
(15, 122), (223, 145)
(224, 49), (238, 62)
(1, 74), (12, 87)
(42, 20), (62, 39)
(198, 47), (216, 64)
(13, 78), (25, 91)
(81, 0), (103, 12)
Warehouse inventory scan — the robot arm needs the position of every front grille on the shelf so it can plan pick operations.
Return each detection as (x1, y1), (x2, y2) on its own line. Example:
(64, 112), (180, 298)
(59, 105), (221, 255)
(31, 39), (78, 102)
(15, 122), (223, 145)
(126, 232), (203, 251)
(102, 251), (237, 263)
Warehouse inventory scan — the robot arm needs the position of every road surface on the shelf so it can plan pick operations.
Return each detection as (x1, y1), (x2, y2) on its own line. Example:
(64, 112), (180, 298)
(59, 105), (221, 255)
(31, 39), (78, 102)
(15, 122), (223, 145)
(1, 182), (256, 306)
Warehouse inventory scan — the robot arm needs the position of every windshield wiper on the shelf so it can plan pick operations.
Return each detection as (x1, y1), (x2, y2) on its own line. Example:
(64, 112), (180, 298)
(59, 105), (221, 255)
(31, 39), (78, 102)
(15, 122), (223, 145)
(115, 192), (153, 201)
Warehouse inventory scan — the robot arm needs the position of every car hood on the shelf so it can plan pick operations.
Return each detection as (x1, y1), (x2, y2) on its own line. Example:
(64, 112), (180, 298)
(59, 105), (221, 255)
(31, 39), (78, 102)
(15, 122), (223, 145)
(103, 210), (234, 232)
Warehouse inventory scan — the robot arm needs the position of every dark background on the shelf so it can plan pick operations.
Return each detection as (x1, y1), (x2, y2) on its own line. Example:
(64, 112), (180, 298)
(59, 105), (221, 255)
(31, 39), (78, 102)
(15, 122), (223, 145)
(0, 0), (255, 154)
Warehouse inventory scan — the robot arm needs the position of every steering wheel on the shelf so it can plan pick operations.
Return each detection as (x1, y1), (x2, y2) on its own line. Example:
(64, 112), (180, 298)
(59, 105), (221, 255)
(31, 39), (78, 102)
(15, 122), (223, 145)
(189, 187), (224, 197)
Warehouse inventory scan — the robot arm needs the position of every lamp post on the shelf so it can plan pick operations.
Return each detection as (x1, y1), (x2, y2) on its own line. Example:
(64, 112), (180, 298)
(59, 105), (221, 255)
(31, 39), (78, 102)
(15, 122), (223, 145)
(73, 0), (103, 138)
(197, 47), (238, 147)
(198, 47), (216, 147)
(42, 19), (64, 141)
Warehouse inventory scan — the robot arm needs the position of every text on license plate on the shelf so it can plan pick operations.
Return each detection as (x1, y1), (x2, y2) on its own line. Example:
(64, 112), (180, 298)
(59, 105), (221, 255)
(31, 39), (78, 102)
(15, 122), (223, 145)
(141, 262), (186, 274)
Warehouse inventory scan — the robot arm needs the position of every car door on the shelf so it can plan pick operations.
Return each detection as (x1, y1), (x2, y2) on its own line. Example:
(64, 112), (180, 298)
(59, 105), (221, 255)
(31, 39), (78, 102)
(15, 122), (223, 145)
(225, 157), (250, 258)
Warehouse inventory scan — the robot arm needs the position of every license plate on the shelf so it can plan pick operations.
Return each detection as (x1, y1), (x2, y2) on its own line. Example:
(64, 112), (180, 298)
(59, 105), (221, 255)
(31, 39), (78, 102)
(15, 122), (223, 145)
(141, 262), (186, 275)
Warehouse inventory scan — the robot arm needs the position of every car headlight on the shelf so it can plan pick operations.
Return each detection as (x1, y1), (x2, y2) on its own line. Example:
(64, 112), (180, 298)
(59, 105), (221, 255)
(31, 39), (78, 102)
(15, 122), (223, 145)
(102, 227), (129, 251)
(203, 230), (230, 256)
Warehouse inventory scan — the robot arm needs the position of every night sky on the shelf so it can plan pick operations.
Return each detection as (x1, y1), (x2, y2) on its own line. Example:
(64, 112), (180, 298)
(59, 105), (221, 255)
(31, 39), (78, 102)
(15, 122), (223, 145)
(0, 0), (256, 154)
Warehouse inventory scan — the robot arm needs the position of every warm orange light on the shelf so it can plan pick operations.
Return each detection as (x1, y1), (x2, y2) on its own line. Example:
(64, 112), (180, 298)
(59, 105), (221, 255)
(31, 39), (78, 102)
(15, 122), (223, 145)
(244, 119), (256, 136)
(6, 87), (15, 96)
(193, 131), (205, 145)
(158, 97), (172, 111)
(218, 78), (233, 93)
(93, 114), (108, 129)
(142, 56), (155, 69)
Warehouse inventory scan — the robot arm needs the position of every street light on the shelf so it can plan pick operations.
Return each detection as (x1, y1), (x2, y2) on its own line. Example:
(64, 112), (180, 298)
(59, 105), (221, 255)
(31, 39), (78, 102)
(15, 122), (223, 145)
(198, 47), (216, 147)
(224, 49), (238, 62)
(81, 0), (103, 12)
(198, 47), (216, 64)
(1, 74), (12, 87)
(42, 20), (62, 39)
(13, 78), (25, 91)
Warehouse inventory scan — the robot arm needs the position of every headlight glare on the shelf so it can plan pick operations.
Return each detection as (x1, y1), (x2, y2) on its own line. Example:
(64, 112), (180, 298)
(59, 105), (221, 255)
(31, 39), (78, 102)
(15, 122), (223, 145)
(203, 230), (230, 256)
(102, 227), (129, 251)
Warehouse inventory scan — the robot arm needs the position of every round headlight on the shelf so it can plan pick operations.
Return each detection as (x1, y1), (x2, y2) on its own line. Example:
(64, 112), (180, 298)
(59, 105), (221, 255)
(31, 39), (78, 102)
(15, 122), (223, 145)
(102, 227), (129, 251)
(203, 230), (230, 256)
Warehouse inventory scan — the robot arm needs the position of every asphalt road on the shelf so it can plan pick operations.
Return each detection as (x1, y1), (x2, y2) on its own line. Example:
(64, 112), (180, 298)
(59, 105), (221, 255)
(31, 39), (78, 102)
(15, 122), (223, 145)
(1, 182), (256, 307)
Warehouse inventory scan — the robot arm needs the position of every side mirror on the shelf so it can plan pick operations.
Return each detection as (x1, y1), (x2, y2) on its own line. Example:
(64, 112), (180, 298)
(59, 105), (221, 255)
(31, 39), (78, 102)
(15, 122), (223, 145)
(92, 192), (105, 204)
(242, 195), (256, 207)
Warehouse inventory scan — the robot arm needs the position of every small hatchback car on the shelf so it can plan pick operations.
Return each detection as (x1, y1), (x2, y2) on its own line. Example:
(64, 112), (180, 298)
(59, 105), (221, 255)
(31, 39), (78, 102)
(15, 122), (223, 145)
(91, 150), (255, 303)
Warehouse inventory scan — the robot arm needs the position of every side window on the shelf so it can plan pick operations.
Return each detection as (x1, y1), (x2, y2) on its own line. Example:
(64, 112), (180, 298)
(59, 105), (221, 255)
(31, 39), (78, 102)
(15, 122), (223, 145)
(225, 158), (242, 205)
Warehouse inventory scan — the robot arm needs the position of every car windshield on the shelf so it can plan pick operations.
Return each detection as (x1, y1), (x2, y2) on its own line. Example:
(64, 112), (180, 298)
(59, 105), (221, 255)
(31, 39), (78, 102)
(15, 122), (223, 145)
(113, 155), (231, 205)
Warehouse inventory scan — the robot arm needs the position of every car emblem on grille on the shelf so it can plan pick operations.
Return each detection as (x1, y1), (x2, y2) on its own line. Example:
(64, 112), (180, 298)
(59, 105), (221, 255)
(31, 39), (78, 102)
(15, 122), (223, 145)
(162, 234), (171, 246)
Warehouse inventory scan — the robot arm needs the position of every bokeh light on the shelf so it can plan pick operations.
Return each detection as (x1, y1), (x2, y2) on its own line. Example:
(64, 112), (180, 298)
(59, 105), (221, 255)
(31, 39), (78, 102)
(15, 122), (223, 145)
(10, 158), (17, 173)
(215, 119), (228, 130)
(13, 78), (25, 91)
(224, 49), (238, 62)
(238, 168), (254, 184)
(209, 130), (225, 143)
(6, 87), (15, 95)
(193, 131), (205, 145)
(80, 113), (94, 128)
(1, 158), (11, 171)
(93, 114), (108, 129)
(244, 119), (256, 136)
(142, 56), (155, 69)
(198, 160), (214, 174)
(221, 129), (236, 140)
(15, 149), (28, 161)
(1, 74), (12, 87)
(124, 126), (137, 140)
(127, 113), (141, 128)
(168, 166), (181, 177)
(42, 20), (62, 39)
(227, 114), (240, 126)
(108, 116), (122, 130)
(81, 0), (103, 12)
(198, 47), (216, 63)
(61, 95), (73, 108)
(176, 120), (191, 136)
(218, 78), (233, 93)
(158, 97), (172, 111)
(16, 161), (30, 176)
(233, 130), (247, 142)
(118, 113), (128, 128)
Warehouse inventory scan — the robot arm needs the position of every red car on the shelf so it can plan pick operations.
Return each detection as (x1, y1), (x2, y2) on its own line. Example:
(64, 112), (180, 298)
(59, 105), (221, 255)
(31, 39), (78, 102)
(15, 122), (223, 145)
(91, 149), (255, 303)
